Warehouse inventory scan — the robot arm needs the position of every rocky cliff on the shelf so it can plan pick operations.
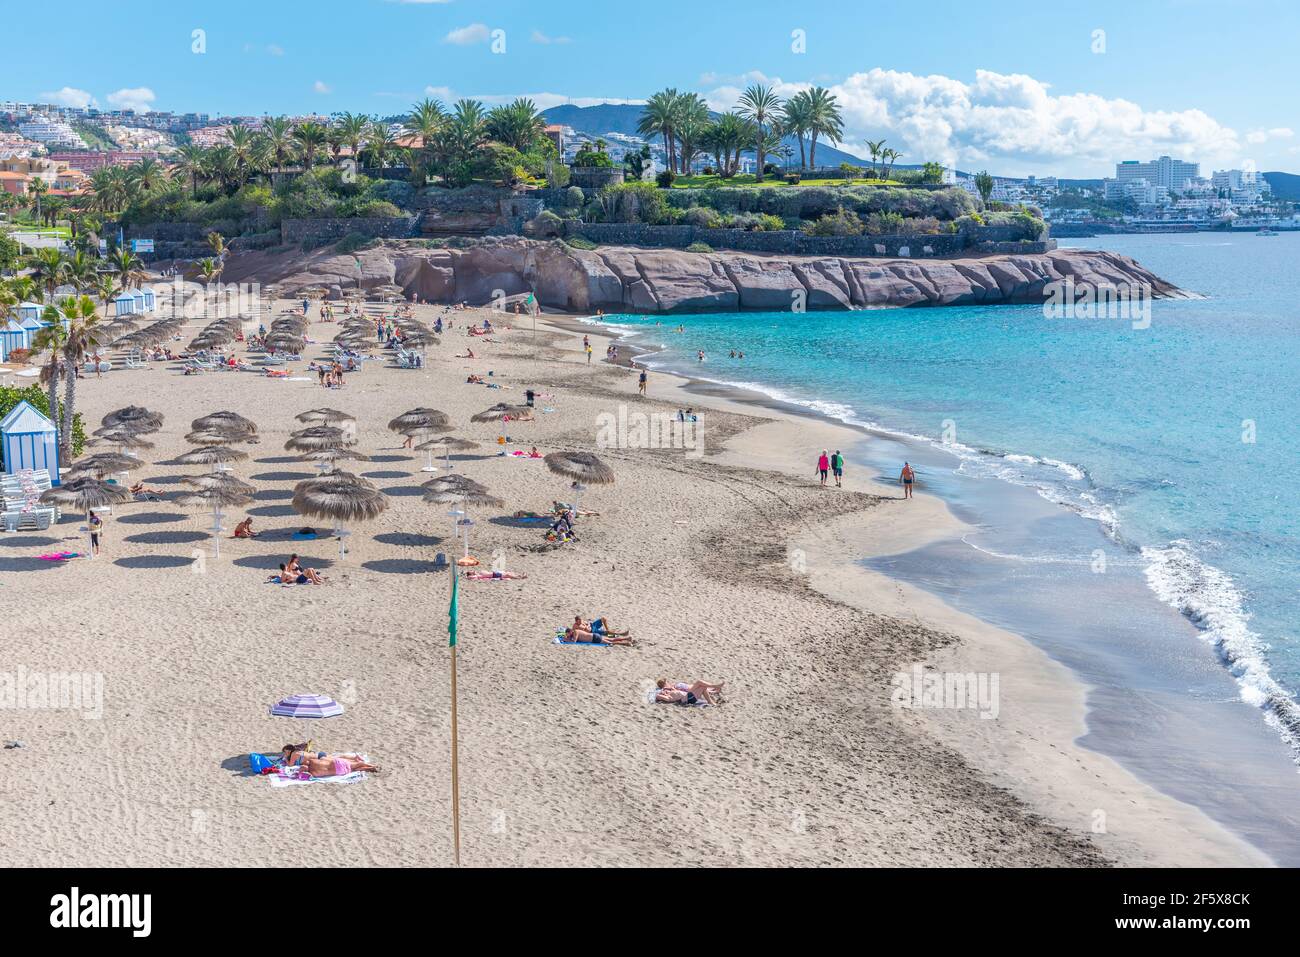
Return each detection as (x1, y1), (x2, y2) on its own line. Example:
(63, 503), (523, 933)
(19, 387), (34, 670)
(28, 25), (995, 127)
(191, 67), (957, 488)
(217, 237), (1189, 312)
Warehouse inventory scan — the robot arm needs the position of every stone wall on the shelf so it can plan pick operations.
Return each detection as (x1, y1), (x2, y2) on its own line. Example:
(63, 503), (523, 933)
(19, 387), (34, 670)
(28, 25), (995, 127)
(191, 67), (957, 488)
(569, 167), (624, 190)
(280, 216), (419, 245)
(561, 222), (970, 257)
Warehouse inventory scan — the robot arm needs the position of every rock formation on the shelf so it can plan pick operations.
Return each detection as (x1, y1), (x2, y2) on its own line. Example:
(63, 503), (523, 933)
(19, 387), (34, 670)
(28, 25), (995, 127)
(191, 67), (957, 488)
(216, 236), (1190, 312)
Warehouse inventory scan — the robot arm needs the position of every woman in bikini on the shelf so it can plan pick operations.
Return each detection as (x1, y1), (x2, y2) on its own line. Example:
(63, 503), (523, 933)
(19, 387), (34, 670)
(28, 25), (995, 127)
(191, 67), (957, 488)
(655, 678), (725, 705)
(280, 746), (379, 776)
(574, 615), (631, 639)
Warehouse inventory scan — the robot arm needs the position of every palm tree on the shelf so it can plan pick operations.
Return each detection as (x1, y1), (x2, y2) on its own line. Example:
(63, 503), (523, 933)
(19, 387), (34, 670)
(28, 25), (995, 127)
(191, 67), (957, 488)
(638, 89), (682, 176)
(27, 177), (49, 221)
(881, 148), (903, 181)
(197, 257), (220, 288)
(738, 84), (783, 182)
(29, 248), (67, 301)
(110, 247), (144, 291)
(95, 274), (118, 320)
(63, 250), (97, 295)
(225, 124), (256, 185)
(31, 306), (67, 429)
(805, 87), (844, 170)
(363, 120), (399, 170)
(405, 98), (447, 185)
(865, 139), (887, 179)
(292, 121), (329, 170)
(172, 143), (207, 195)
(673, 94), (711, 174)
(781, 92), (812, 169)
(263, 116), (295, 174)
(485, 98), (546, 151)
(58, 294), (104, 459)
(127, 157), (167, 196)
(336, 112), (371, 164)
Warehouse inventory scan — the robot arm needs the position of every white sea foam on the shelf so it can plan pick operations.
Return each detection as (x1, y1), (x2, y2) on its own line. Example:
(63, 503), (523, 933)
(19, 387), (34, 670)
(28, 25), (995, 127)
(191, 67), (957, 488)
(1142, 541), (1300, 761)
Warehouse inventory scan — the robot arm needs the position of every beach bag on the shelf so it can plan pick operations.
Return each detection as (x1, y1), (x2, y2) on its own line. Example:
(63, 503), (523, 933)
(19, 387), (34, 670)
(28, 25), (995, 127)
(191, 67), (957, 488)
(249, 752), (277, 773)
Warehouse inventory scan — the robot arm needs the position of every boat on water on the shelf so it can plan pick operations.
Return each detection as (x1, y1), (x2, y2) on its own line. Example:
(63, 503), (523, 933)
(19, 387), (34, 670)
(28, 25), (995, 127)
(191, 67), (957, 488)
(1257, 228), (1279, 236)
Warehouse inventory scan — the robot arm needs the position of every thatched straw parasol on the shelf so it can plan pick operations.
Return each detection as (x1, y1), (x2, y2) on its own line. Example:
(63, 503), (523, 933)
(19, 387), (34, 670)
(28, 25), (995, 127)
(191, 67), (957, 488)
(544, 450), (613, 516)
(285, 426), (356, 452)
(264, 334), (306, 354)
(400, 332), (439, 350)
(543, 451), (615, 486)
(65, 451), (144, 479)
(420, 474), (501, 557)
(40, 478), (131, 559)
(295, 448), (371, 472)
(291, 474), (388, 559)
(470, 403), (533, 423)
(295, 408), (356, 426)
(102, 406), (163, 433)
(388, 407), (449, 433)
(191, 411), (258, 435)
(176, 486), (253, 560)
(176, 445), (249, 467)
(182, 472), (255, 496)
(413, 435), (478, 473)
(91, 430), (155, 451)
(186, 428), (259, 447)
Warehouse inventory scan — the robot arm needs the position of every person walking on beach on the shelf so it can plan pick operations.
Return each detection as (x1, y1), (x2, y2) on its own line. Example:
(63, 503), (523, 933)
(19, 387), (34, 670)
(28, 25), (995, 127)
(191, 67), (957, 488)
(830, 450), (844, 488)
(88, 510), (103, 556)
(638, 369), (647, 396)
(816, 450), (830, 488)
(899, 462), (916, 499)
(586, 342), (593, 364)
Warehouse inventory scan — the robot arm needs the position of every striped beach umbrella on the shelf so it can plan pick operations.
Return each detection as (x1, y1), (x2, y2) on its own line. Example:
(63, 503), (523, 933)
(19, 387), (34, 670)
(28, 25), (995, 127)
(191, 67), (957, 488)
(270, 694), (345, 719)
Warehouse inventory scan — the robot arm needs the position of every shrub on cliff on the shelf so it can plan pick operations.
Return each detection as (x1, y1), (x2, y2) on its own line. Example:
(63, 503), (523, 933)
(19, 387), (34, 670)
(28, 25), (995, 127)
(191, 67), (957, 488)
(683, 206), (722, 228)
(599, 181), (671, 224)
(524, 210), (565, 238)
(803, 207), (864, 237)
(335, 232), (374, 254)
(565, 186), (585, 209)
(686, 242), (713, 253)
(564, 236), (599, 250)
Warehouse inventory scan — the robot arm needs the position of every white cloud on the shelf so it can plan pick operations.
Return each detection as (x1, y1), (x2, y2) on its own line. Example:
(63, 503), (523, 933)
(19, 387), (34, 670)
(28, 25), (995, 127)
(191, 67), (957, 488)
(423, 85), (455, 101)
(530, 30), (572, 45)
(1246, 127), (1293, 144)
(703, 68), (1245, 176)
(444, 23), (490, 45)
(40, 87), (96, 109)
(106, 87), (156, 112)
(267, 44), (285, 56)
(313, 80), (332, 94)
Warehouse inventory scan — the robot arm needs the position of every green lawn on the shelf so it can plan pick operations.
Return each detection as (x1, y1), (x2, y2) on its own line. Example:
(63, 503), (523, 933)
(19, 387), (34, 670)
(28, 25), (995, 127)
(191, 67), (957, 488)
(670, 173), (905, 189)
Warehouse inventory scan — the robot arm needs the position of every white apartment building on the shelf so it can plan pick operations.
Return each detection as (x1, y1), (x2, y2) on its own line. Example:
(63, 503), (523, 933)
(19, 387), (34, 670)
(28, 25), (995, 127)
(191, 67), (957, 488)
(17, 115), (85, 149)
(1115, 156), (1200, 191)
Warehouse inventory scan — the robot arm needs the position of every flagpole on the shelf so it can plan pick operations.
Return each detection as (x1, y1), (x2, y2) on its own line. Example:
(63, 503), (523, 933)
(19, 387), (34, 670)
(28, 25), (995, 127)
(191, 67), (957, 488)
(449, 564), (461, 866)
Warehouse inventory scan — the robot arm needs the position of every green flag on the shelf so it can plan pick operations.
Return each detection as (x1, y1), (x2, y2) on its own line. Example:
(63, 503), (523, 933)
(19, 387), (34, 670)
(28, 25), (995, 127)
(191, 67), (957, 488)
(448, 569), (459, 647)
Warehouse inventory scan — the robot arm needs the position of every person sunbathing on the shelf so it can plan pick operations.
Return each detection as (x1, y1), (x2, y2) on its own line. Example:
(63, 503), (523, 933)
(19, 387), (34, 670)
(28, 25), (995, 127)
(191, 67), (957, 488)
(466, 374), (484, 383)
(455, 348), (476, 359)
(528, 446), (542, 458)
(276, 561), (325, 585)
(280, 746), (379, 776)
(655, 678), (725, 706)
(574, 615), (630, 638)
(233, 517), (257, 538)
(467, 570), (526, 581)
(561, 625), (633, 646)
(129, 481), (163, 497)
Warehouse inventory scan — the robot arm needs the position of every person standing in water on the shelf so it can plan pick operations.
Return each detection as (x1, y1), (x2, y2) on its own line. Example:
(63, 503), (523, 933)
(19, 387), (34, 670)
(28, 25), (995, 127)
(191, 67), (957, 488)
(830, 450), (844, 488)
(816, 450), (830, 488)
(899, 462), (916, 499)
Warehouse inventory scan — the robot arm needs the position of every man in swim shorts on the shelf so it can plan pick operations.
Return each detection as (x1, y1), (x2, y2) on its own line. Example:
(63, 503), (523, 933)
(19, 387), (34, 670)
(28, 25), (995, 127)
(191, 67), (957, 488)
(900, 462), (915, 499)
(830, 450), (844, 488)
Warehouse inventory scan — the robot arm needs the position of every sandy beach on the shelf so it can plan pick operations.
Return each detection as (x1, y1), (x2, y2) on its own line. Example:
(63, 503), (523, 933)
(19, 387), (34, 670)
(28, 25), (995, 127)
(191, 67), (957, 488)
(0, 298), (1268, 867)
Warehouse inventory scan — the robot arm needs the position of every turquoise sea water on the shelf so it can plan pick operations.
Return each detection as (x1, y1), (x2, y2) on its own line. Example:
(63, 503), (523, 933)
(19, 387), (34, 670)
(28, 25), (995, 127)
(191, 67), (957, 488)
(591, 233), (1300, 769)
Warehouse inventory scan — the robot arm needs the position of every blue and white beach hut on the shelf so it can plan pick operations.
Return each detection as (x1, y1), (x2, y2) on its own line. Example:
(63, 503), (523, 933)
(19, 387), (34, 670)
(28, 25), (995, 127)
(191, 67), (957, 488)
(0, 400), (59, 484)
(114, 290), (139, 316)
(17, 301), (42, 324)
(136, 286), (156, 312)
(0, 320), (27, 360)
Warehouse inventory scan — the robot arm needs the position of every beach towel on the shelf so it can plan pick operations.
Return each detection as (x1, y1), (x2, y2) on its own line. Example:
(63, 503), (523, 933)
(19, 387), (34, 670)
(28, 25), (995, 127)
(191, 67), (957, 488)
(37, 551), (82, 562)
(266, 753), (372, 786)
(267, 769), (368, 787)
(552, 629), (610, 648)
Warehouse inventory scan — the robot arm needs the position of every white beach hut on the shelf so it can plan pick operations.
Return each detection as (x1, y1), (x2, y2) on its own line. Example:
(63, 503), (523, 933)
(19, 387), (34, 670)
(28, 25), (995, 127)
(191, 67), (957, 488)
(0, 320), (27, 360)
(1, 400), (60, 483)
(137, 286), (156, 312)
(113, 290), (139, 316)
(17, 302), (42, 324)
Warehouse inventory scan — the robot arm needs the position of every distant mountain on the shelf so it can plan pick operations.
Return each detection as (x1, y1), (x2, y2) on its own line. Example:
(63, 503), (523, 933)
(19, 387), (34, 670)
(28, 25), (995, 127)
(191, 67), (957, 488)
(1263, 171), (1300, 201)
(541, 102), (874, 169)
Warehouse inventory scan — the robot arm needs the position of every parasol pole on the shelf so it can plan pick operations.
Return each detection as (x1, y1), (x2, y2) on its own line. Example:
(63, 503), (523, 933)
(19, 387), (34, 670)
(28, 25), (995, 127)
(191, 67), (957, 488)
(448, 558), (463, 866)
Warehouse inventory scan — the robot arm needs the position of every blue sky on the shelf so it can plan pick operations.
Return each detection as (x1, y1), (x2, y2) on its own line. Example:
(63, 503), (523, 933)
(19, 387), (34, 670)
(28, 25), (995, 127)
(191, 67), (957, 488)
(9, 0), (1298, 176)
